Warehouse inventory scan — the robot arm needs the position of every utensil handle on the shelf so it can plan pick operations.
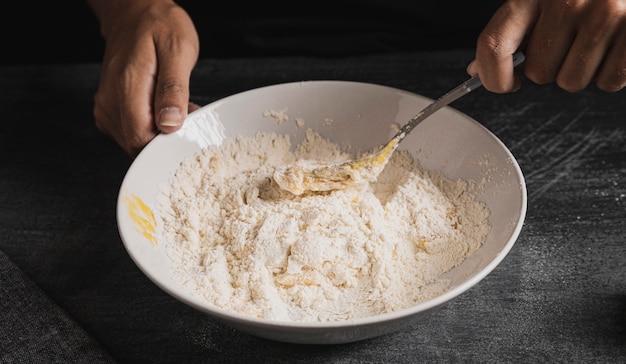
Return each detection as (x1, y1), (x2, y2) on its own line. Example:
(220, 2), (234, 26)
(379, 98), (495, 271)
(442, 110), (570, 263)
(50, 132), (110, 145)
(396, 51), (525, 139)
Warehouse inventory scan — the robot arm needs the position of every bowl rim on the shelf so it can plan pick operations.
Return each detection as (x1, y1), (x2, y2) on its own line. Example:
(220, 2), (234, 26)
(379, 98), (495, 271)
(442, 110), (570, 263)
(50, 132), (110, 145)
(118, 80), (528, 330)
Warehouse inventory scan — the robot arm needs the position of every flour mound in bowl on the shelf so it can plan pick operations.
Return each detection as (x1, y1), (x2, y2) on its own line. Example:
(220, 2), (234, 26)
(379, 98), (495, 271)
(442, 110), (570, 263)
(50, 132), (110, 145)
(157, 129), (490, 322)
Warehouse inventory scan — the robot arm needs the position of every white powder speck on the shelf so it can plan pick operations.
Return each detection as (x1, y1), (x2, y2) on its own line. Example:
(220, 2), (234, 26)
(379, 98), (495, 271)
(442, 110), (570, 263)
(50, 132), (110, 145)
(263, 108), (289, 123)
(158, 130), (490, 322)
(390, 122), (401, 133)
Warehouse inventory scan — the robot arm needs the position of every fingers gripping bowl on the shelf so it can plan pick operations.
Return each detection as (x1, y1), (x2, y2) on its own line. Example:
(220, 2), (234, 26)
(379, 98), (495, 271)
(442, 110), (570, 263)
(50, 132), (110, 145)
(117, 81), (527, 344)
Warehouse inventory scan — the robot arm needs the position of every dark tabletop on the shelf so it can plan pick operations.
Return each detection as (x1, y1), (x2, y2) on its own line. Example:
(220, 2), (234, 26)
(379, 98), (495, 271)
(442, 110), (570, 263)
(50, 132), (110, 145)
(1, 50), (625, 363)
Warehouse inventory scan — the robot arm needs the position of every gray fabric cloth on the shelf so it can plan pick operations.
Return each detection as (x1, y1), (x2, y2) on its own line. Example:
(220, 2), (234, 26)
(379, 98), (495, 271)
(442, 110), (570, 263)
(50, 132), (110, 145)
(0, 250), (116, 363)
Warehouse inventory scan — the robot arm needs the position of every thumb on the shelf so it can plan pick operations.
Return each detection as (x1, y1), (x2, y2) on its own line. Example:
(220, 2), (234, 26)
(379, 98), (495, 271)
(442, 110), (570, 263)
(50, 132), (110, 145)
(154, 51), (197, 134)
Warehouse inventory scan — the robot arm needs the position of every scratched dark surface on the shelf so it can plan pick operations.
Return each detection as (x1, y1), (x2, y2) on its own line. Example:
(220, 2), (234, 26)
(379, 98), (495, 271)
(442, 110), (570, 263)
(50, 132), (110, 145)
(1, 50), (625, 363)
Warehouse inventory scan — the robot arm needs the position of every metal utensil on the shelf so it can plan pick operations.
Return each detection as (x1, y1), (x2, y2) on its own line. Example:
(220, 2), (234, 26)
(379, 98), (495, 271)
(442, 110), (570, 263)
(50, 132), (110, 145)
(274, 52), (526, 195)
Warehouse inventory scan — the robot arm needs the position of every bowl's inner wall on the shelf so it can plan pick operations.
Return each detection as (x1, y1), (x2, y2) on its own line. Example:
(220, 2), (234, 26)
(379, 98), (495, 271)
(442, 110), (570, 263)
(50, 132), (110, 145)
(117, 81), (525, 332)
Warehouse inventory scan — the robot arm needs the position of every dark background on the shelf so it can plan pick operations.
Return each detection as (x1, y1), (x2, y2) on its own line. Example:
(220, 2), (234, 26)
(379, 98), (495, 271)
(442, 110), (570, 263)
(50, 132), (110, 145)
(1, 1), (504, 66)
(1, 2), (104, 65)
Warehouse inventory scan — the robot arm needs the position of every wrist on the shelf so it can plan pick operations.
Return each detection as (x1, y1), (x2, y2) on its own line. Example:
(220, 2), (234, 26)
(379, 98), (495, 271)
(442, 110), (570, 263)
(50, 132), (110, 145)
(86, 0), (177, 38)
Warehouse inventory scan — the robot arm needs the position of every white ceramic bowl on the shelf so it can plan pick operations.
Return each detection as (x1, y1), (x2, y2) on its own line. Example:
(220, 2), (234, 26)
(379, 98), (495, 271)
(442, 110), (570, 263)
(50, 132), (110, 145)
(117, 81), (527, 344)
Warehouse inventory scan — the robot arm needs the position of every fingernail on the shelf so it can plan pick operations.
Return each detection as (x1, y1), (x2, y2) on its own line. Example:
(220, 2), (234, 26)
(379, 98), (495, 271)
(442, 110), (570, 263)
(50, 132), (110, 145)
(158, 107), (182, 127)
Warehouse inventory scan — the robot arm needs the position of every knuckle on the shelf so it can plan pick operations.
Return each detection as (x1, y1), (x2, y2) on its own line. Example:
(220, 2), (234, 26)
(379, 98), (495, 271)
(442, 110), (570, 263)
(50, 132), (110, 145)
(92, 102), (112, 136)
(158, 78), (185, 96)
(476, 32), (507, 58)
(599, 0), (626, 14)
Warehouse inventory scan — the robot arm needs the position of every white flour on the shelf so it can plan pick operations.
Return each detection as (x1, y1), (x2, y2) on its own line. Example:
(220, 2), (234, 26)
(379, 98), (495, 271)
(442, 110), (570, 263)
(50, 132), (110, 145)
(158, 130), (490, 322)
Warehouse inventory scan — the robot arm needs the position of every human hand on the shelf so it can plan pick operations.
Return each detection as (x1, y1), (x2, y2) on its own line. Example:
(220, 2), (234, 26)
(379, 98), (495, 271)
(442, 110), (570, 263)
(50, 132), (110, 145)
(468, 0), (626, 93)
(87, 0), (200, 157)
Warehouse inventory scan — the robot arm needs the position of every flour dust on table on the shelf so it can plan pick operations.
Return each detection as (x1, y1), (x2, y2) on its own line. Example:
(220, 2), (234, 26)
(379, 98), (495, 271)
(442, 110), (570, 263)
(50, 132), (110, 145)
(157, 130), (491, 322)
